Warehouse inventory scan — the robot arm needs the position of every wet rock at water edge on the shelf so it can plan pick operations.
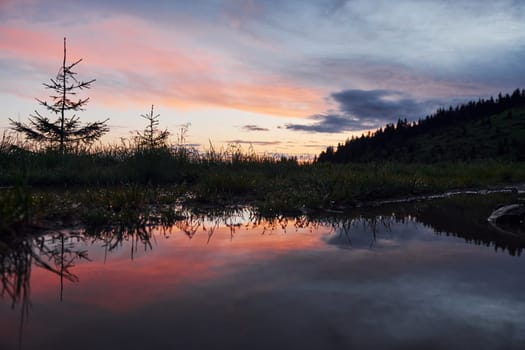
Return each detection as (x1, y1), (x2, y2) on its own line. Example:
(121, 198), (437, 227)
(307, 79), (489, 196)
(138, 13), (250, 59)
(488, 204), (525, 224)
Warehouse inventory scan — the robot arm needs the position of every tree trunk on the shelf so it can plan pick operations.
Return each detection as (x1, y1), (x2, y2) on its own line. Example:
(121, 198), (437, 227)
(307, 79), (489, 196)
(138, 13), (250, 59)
(60, 37), (67, 154)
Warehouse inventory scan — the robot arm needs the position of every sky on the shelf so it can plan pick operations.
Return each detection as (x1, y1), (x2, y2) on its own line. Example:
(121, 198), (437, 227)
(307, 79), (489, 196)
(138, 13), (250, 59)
(1, 0), (524, 157)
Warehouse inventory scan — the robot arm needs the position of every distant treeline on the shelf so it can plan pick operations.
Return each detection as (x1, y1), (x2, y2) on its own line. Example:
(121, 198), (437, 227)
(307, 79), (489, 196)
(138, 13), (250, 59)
(317, 88), (525, 163)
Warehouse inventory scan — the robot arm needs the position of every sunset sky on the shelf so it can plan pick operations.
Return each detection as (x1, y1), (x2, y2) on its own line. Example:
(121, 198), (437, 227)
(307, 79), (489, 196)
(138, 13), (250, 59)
(1, 0), (524, 156)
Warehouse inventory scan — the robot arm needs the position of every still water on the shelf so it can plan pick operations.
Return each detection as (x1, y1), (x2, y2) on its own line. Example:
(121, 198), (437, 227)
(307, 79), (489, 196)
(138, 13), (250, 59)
(1, 195), (525, 350)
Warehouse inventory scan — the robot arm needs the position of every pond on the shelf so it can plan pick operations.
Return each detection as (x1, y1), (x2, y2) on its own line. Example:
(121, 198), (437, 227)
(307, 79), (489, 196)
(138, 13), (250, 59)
(1, 194), (525, 350)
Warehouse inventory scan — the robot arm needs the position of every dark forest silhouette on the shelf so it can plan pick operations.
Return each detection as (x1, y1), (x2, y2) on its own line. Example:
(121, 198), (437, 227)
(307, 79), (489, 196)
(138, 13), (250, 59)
(318, 89), (525, 163)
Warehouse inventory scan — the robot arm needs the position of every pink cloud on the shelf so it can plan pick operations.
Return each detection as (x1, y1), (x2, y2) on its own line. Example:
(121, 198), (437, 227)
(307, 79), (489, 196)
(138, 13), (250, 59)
(0, 15), (327, 119)
(0, 25), (61, 60)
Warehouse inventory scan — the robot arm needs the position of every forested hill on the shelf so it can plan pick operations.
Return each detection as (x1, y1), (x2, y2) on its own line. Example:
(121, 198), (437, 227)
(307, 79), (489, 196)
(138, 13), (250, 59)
(317, 89), (525, 163)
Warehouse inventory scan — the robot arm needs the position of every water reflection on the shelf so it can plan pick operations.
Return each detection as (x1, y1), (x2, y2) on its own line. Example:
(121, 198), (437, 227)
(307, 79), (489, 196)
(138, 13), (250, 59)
(395, 194), (525, 256)
(86, 224), (154, 261)
(0, 232), (89, 349)
(323, 215), (395, 249)
(1, 194), (524, 350)
(2, 195), (524, 306)
(1, 233), (88, 305)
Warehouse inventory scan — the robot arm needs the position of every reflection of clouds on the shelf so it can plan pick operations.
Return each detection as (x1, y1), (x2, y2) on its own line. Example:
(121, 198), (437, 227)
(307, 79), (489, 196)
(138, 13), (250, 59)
(25, 217), (325, 311)
(3, 210), (525, 349)
(362, 275), (525, 344)
(286, 274), (525, 348)
(324, 217), (440, 249)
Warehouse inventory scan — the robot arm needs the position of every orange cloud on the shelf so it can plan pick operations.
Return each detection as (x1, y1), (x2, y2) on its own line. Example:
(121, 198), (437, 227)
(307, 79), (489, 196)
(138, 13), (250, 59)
(146, 78), (326, 118)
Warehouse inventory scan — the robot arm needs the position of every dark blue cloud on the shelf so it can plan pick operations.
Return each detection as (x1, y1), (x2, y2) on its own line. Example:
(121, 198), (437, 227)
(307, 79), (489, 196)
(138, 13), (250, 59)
(286, 89), (444, 133)
(286, 114), (371, 133)
(331, 89), (434, 121)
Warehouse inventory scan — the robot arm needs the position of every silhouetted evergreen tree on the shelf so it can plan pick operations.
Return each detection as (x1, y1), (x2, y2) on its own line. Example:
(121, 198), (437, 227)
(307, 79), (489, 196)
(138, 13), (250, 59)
(9, 38), (108, 153)
(134, 105), (170, 150)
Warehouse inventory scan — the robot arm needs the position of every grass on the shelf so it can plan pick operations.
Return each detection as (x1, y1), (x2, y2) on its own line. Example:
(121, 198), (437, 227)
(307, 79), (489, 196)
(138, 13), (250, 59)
(1, 138), (525, 236)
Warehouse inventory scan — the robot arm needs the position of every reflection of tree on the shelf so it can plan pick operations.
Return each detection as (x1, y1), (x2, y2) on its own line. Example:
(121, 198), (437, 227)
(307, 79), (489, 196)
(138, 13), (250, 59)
(2, 196), (523, 313)
(313, 194), (525, 255)
(39, 234), (89, 300)
(1, 233), (88, 306)
(1, 239), (32, 309)
(266, 199), (523, 256)
(1, 233), (89, 349)
(0, 199), (522, 350)
(393, 194), (525, 256)
(0, 237), (31, 350)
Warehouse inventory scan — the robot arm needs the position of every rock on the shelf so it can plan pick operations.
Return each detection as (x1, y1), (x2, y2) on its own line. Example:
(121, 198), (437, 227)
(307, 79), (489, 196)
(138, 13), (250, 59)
(488, 204), (525, 224)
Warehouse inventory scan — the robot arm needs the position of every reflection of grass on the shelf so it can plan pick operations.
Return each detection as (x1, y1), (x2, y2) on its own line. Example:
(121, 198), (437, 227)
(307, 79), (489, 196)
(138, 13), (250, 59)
(3, 196), (523, 322)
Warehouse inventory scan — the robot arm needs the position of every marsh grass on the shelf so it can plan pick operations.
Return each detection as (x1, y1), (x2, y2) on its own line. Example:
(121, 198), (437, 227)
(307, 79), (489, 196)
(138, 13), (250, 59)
(1, 137), (525, 234)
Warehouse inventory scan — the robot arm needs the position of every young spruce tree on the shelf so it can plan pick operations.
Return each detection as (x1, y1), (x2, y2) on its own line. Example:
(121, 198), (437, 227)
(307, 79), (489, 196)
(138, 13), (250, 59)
(10, 37), (109, 153)
(135, 105), (170, 150)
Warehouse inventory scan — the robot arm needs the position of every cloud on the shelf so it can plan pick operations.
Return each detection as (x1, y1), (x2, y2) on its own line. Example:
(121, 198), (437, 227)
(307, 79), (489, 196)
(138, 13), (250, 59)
(303, 143), (330, 148)
(2, 0), (525, 152)
(241, 124), (269, 132)
(285, 89), (445, 133)
(225, 140), (281, 146)
(332, 89), (433, 121)
(0, 17), (325, 117)
(286, 114), (370, 133)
